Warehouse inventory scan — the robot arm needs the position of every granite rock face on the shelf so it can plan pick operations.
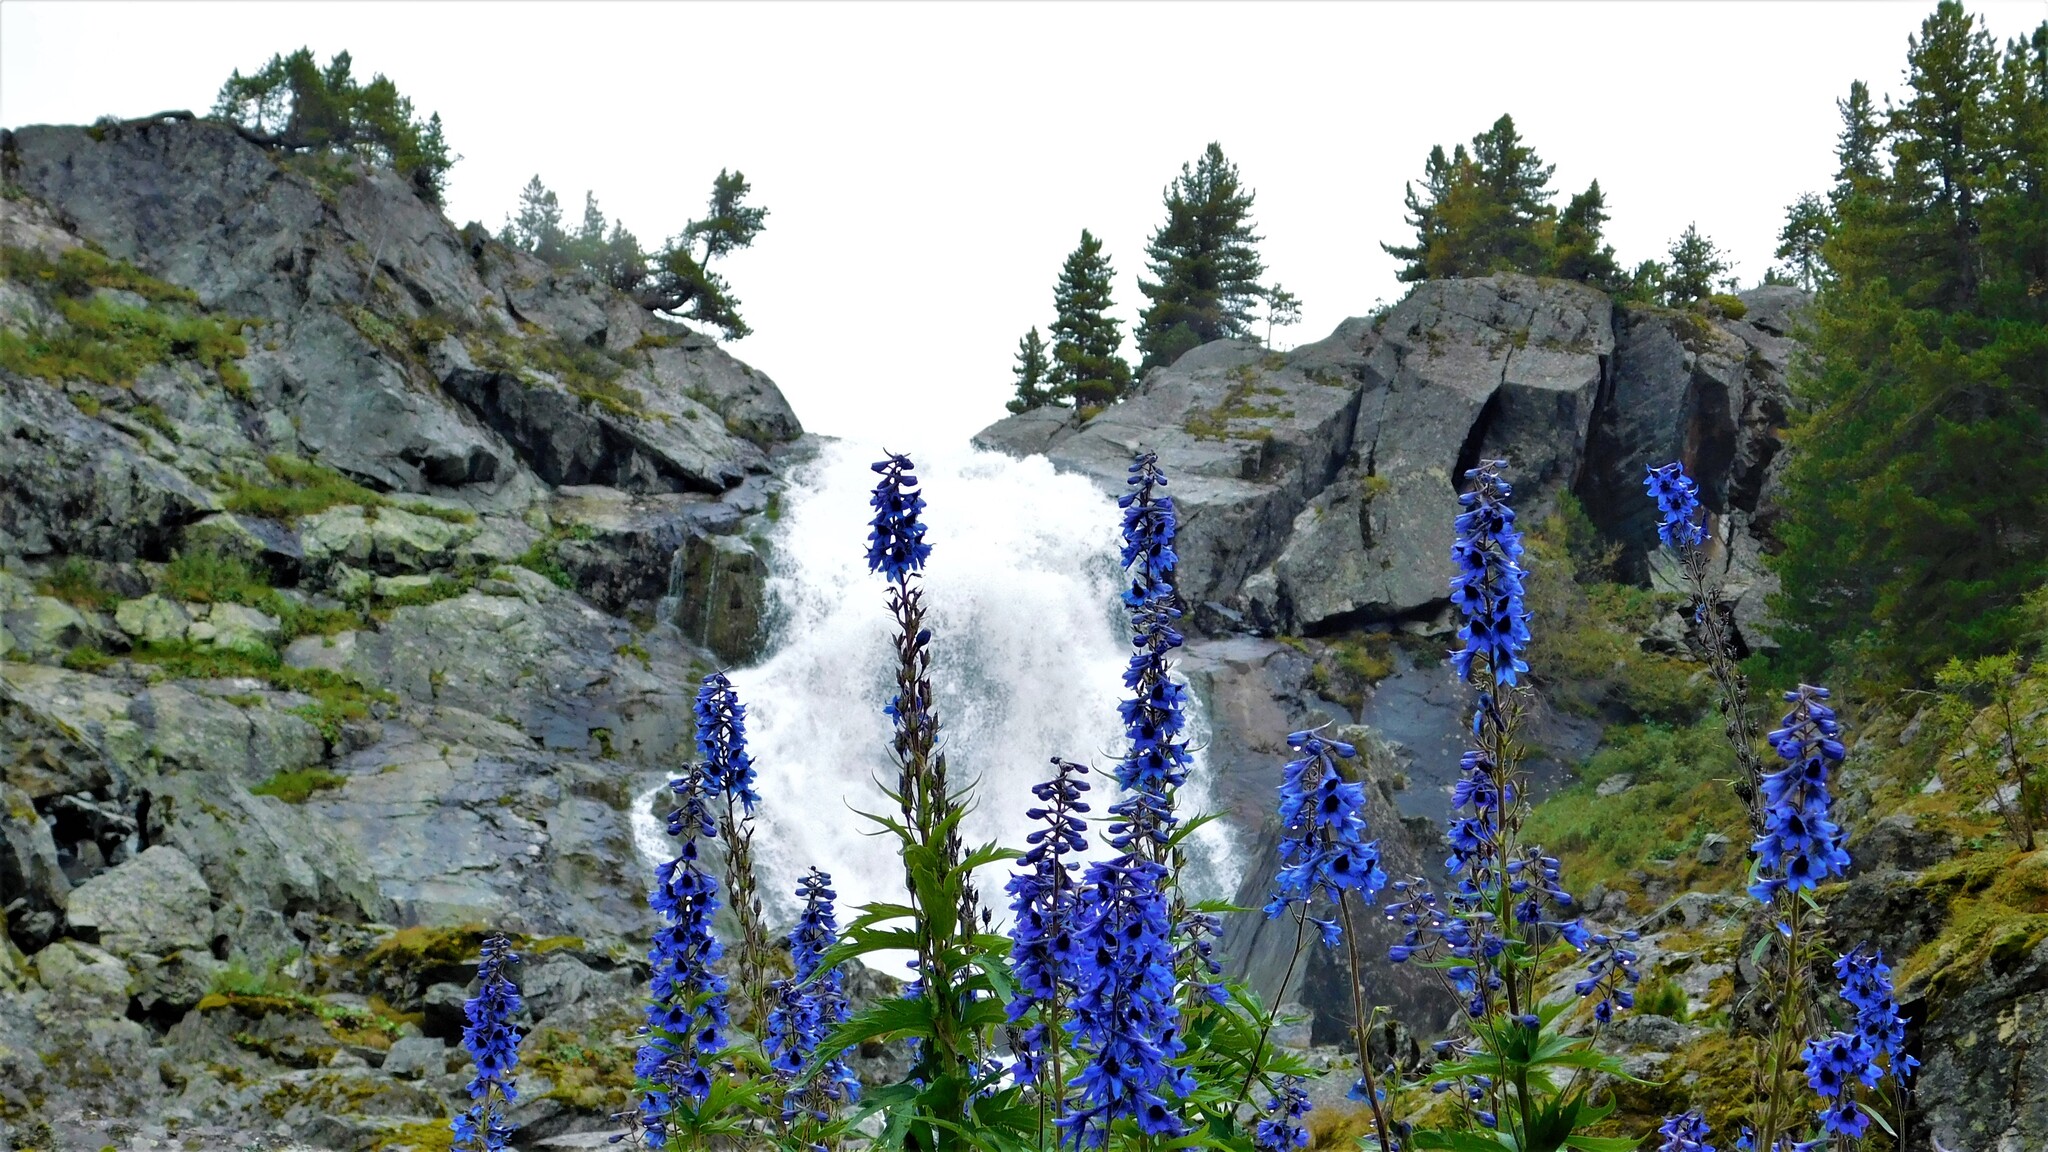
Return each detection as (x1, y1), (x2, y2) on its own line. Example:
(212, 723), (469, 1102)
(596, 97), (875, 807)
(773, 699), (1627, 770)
(975, 274), (1801, 652)
(0, 115), (803, 1146)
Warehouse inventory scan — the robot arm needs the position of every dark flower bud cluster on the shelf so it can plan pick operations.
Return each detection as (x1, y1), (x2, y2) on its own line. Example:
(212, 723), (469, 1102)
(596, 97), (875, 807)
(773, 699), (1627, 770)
(452, 934), (521, 1152)
(694, 671), (758, 813)
(1263, 730), (1386, 945)
(1449, 460), (1530, 688)
(1749, 685), (1850, 904)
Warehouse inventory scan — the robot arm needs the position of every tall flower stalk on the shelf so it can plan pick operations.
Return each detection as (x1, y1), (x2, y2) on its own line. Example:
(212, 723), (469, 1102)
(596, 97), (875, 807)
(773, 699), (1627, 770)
(765, 868), (859, 1141)
(1005, 756), (1090, 1134)
(635, 756), (731, 1146)
(1262, 728), (1391, 1150)
(1645, 463), (1766, 832)
(696, 672), (775, 1046)
(1387, 460), (1634, 1151)
(452, 933), (522, 1152)
(1749, 685), (1851, 1152)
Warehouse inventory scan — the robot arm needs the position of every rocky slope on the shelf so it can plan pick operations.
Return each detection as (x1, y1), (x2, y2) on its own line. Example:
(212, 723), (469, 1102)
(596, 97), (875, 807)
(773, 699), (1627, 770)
(0, 116), (799, 1149)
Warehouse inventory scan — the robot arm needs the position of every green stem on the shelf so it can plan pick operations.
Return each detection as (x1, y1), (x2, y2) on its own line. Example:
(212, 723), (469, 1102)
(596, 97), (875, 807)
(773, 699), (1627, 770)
(1337, 894), (1397, 1152)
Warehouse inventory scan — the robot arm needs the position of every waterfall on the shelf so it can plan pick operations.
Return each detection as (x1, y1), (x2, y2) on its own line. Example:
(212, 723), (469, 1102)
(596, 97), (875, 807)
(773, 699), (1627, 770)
(632, 439), (1240, 950)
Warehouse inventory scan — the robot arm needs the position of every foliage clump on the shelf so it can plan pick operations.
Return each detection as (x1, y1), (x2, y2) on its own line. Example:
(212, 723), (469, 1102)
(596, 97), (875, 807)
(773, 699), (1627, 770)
(212, 47), (454, 201)
(0, 246), (253, 397)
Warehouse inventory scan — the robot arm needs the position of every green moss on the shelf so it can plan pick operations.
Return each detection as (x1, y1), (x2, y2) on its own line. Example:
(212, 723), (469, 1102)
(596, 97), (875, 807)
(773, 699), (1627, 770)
(1522, 715), (1748, 896)
(466, 324), (648, 419)
(128, 401), (179, 442)
(0, 247), (251, 397)
(371, 574), (475, 613)
(511, 522), (594, 590)
(223, 454), (476, 524)
(1707, 293), (1747, 321)
(250, 768), (348, 804)
(371, 1120), (455, 1152)
(1184, 372), (1291, 441)
(522, 1019), (636, 1113)
(1899, 847), (2048, 996)
(37, 556), (120, 611)
(1304, 632), (1396, 714)
(130, 639), (390, 742)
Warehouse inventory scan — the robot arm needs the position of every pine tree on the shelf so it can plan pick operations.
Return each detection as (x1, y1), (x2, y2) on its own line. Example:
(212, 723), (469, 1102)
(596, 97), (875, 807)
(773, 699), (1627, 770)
(1384, 114), (1562, 281)
(1774, 193), (1832, 291)
(1662, 223), (1731, 304)
(1833, 80), (1886, 206)
(213, 47), (455, 200)
(1046, 230), (1133, 407)
(1263, 283), (1302, 349)
(1550, 180), (1622, 287)
(1774, 2), (2048, 673)
(503, 175), (568, 265)
(1008, 327), (1054, 414)
(1134, 143), (1267, 371)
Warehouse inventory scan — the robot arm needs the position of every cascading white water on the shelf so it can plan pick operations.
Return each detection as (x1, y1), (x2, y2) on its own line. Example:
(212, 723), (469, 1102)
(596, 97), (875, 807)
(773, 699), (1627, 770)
(632, 439), (1239, 945)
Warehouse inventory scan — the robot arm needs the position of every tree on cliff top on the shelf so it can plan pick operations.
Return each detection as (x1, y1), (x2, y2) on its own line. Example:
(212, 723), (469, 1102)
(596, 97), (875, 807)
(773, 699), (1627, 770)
(1135, 143), (1269, 371)
(1774, 2), (2048, 674)
(212, 48), (453, 201)
(500, 171), (766, 341)
(1047, 230), (1133, 407)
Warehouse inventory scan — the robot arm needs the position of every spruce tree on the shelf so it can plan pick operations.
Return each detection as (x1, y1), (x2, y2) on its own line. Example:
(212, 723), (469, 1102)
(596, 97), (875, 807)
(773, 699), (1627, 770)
(1774, 193), (1832, 291)
(1774, 2), (2048, 673)
(1134, 143), (1267, 371)
(1662, 223), (1731, 304)
(1046, 230), (1132, 407)
(1550, 180), (1622, 287)
(1008, 327), (1054, 414)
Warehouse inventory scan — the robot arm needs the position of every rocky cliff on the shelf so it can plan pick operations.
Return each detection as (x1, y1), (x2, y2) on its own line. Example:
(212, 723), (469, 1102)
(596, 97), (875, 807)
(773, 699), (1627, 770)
(0, 116), (799, 1149)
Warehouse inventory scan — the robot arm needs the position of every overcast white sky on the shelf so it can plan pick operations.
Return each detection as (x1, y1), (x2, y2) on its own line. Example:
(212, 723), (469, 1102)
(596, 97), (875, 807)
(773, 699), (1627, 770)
(6, 1), (2045, 444)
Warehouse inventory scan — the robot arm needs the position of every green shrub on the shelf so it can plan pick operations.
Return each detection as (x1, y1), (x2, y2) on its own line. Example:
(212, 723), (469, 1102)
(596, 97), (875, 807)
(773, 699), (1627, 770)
(37, 556), (120, 611)
(0, 247), (252, 397)
(1707, 292), (1748, 321)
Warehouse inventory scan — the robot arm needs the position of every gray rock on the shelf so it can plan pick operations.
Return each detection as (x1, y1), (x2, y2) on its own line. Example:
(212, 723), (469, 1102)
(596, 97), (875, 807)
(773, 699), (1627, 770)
(668, 531), (768, 663)
(1596, 773), (1636, 797)
(379, 1035), (449, 1080)
(547, 482), (751, 619)
(1849, 812), (1960, 876)
(63, 844), (212, 957)
(299, 504), (478, 575)
(30, 938), (132, 1014)
(187, 601), (281, 654)
(0, 784), (70, 940)
(114, 594), (192, 645)
(182, 512), (305, 579)
(969, 404), (1076, 457)
(1696, 832), (1732, 865)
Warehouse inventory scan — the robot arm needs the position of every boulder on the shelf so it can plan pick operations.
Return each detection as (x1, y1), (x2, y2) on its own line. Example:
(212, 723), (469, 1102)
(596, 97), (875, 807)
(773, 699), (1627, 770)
(63, 844), (212, 957)
(114, 594), (192, 645)
(299, 504), (478, 575)
(0, 593), (91, 660)
(380, 1035), (450, 1080)
(30, 938), (131, 1015)
(181, 512), (304, 579)
(669, 532), (768, 664)
(187, 601), (282, 654)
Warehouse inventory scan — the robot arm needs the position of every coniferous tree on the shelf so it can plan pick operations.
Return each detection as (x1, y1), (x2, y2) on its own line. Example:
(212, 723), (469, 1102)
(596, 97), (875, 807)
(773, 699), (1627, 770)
(1384, 114), (1564, 282)
(1833, 79), (1887, 205)
(1263, 283), (1302, 349)
(1007, 327), (1054, 414)
(1662, 223), (1732, 304)
(1774, 2), (2048, 672)
(1774, 193), (1833, 291)
(1134, 143), (1267, 371)
(1550, 180), (1622, 287)
(1046, 230), (1133, 407)
(213, 47), (455, 200)
(503, 175), (568, 265)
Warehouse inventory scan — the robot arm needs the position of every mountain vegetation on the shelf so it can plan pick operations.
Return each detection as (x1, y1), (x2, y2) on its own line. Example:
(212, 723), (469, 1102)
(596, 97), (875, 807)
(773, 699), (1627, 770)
(211, 47), (454, 201)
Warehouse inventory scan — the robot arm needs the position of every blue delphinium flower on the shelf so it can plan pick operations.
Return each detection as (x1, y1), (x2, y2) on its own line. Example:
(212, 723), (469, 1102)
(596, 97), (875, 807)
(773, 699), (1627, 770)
(1450, 460), (1530, 688)
(1006, 758), (1090, 1087)
(765, 868), (859, 1119)
(1645, 463), (1708, 550)
(1801, 1028), (1880, 1137)
(1573, 930), (1643, 1024)
(1656, 1110), (1715, 1152)
(452, 934), (522, 1152)
(694, 671), (757, 813)
(1060, 848), (1192, 1148)
(1253, 1076), (1313, 1152)
(1264, 729), (1387, 944)
(1749, 685), (1851, 903)
(867, 451), (932, 582)
(1119, 451), (1179, 607)
(1115, 451), (1192, 841)
(1834, 945), (1917, 1085)
(635, 759), (729, 1142)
